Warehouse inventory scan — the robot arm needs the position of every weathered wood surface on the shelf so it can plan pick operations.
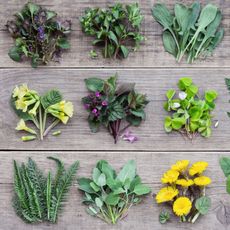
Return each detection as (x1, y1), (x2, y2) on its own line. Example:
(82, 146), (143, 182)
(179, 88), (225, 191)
(0, 68), (230, 151)
(0, 151), (229, 230)
(0, 0), (229, 68)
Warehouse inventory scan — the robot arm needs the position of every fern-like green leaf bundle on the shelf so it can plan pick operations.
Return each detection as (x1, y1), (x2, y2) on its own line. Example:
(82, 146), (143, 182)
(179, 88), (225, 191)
(13, 157), (79, 224)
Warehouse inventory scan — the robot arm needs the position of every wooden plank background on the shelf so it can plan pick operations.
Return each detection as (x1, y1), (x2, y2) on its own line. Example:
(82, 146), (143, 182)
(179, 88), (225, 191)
(0, 0), (230, 230)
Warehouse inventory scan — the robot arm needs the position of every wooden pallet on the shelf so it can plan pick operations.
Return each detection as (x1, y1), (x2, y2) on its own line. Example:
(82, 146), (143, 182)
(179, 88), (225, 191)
(0, 0), (230, 229)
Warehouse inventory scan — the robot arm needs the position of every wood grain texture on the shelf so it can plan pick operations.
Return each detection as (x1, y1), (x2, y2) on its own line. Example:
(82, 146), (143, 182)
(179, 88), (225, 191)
(0, 0), (229, 68)
(0, 68), (229, 151)
(0, 151), (229, 230)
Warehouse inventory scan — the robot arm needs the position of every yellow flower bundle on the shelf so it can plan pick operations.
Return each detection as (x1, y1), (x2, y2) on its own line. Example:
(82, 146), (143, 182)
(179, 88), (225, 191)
(156, 160), (212, 224)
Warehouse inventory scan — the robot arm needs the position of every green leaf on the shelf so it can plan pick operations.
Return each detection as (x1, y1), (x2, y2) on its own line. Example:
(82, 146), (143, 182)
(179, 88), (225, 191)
(88, 119), (100, 133)
(133, 184), (151, 195)
(159, 210), (170, 224)
(195, 196), (211, 215)
(41, 90), (62, 109)
(92, 168), (101, 184)
(8, 46), (21, 62)
(27, 2), (40, 17)
(90, 182), (100, 192)
(77, 178), (95, 194)
(105, 193), (120, 206)
(130, 109), (145, 119)
(227, 175), (230, 194)
(46, 10), (57, 20)
(117, 160), (136, 184)
(171, 117), (185, 130)
(166, 89), (176, 100)
(205, 90), (218, 102)
(58, 38), (70, 49)
(84, 78), (104, 92)
(108, 31), (118, 46)
(219, 157), (230, 177)
(164, 116), (172, 132)
(162, 31), (177, 57)
(95, 197), (103, 208)
(178, 77), (192, 90)
(120, 45), (129, 58)
(108, 102), (125, 121)
(97, 173), (106, 187)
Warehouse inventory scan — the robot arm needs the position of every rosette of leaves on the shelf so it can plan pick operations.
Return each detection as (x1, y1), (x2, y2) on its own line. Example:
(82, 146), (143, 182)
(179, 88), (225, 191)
(78, 160), (151, 224)
(164, 77), (218, 139)
(11, 84), (74, 141)
(82, 75), (148, 143)
(13, 157), (79, 223)
(6, 2), (71, 67)
(80, 3), (144, 59)
(152, 2), (224, 63)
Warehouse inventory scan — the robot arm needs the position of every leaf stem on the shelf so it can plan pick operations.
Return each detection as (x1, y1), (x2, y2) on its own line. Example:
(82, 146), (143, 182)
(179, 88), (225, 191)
(39, 106), (43, 140)
(43, 119), (60, 137)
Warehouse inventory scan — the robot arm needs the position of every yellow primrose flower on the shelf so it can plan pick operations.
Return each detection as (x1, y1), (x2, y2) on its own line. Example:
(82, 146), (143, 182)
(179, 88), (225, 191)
(28, 100), (40, 116)
(15, 97), (37, 112)
(13, 84), (29, 98)
(59, 101), (74, 117)
(176, 179), (194, 187)
(16, 119), (36, 135)
(171, 160), (190, 172)
(173, 197), (192, 216)
(156, 186), (179, 203)
(189, 161), (208, 176)
(194, 176), (211, 186)
(161, 170), (179, 184)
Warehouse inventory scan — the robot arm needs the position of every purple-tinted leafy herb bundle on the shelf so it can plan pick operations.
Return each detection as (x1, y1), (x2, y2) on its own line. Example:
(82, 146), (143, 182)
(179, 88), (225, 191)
(82, 75), (148, 143)
(6, 2), (71, 67)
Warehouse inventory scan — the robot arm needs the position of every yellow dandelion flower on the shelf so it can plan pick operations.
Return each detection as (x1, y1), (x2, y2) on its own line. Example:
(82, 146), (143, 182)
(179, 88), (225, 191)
(194, 176), (211, 186)
(176, 179), (194, 187)
(156, 187), (179, 203)
(171, 160), (190, 172)
(189, 161), (208, 176)
(161, 170), (179, 184)
(173, 197), (192, 216)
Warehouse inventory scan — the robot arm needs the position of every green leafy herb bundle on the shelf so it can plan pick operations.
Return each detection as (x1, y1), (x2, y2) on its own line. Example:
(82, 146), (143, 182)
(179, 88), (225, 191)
(80, 3), (145, 59)
(152, 2), (224, 63)
(78, 160), (151, 224)
(12, 84), (74, 141)
(6, 2), (71, 67)
(220, 157), (230, 194)
(164, 78), (218, 139)
(13, 157), (79, 223)
(82, 74), (148, 143)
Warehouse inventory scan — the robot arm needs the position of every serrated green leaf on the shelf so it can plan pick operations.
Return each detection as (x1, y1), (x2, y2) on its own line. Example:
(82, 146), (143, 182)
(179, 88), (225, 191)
(195, 196), (211, 215)
(41, 90), (62, 109)
(85, 78), (104, 92)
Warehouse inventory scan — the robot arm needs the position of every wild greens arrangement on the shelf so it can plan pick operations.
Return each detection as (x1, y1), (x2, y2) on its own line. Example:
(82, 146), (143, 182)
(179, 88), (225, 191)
(156, 160), (211, 223)
(12, 84), (74, 141)
(6, 2), (71, 67)
(164, 78), (218, 139)
(152, 2), (224, 63)
(80, 3), (144, 59)
(13, 157), (79, 223)
(82, 75), (148, 143)
(78, 160), (151, 224)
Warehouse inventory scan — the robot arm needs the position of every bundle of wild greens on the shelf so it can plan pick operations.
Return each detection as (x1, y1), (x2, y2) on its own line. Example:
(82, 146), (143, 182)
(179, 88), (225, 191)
(82, 75), (148, 143)
(164, 78), (218, 139)
(80, 3), (144, 59)
(13, 157), (79, 223)
(6, 2), (71, 67)
(78, 160), (151, 224)
(11, 84), (74, 141)
(152, 2), (224, 63)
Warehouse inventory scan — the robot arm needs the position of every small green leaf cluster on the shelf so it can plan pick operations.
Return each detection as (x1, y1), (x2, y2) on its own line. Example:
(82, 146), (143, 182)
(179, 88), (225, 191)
(164, 77), (218, 139)
(82, 75), (148, 143)
(219, 157), (230, 194)
(78, 160), (151, 224)
(152, 2), (224, 63)
(6, 2), (71, 67)
(12, 84), (74, 141)
(159, 210), (170, 224)
(13, 157), (79, 223)
(80, 3), (145, 59)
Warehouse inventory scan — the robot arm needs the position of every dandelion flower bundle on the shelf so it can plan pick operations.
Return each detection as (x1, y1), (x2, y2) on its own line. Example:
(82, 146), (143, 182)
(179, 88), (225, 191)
(156, 160), (212, 223)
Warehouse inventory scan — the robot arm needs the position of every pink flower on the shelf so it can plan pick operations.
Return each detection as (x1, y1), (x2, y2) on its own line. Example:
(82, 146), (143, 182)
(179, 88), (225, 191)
(95, 92), (100, 97)
(84, 104), (90, 109)
(121, 130), (138, 143)
(92, 108), (97, 114)
(102, 100), (108, 106)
